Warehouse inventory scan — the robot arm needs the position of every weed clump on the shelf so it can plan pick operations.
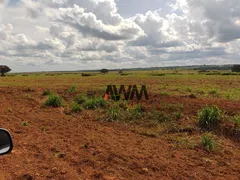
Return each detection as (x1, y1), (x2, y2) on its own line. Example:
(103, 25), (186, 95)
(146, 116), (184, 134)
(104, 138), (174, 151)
(75, 94), (88, 104)
(107, 105), (120, 122)
(198, 106), (222, 131)
(71, 102), (83, 113)
(45, 94), (63, 107)
(201, 133), (217, 152)
(131, 104), (144, 118)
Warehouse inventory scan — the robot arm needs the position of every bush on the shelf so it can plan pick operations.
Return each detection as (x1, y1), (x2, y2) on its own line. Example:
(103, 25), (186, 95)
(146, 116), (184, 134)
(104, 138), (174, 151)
(71, 102), (83, 113)
(100, 69), (109, 74)
(202, 133), (216, 151)
(198, 106), (221, 131)
(75, 94), (88, 104)
(84, 98), (106, 109)
(45, 94), (63, 107)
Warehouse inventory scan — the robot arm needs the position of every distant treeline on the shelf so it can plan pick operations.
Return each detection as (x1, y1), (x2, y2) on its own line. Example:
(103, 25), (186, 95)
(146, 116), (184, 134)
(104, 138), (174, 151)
(76, 64), (235, 72)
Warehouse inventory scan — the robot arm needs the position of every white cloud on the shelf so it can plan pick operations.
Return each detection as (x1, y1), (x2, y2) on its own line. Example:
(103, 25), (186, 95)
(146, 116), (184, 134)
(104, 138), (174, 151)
(0, 0), (240, 72)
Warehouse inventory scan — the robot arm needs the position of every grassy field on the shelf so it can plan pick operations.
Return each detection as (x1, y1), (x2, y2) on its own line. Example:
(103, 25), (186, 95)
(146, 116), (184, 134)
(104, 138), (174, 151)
(2, 69), (240, 100)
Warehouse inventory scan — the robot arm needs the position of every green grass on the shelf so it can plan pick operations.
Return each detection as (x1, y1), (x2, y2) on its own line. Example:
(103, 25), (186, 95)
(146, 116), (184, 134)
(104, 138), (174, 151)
(107, 105), (121, 122)
(71, 102), (83, 113)
(198, 106), (222, 131)
(201, 133), (218, 152)
(74, 94), (88, 104)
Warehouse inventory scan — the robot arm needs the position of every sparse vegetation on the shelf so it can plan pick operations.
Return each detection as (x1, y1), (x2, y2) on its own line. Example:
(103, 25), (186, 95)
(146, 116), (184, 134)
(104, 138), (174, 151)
(1, 69), (240, 179)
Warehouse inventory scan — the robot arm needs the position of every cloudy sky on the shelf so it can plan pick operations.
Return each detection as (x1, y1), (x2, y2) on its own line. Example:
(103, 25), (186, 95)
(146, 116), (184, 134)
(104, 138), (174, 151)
(0, 0), (240, 72)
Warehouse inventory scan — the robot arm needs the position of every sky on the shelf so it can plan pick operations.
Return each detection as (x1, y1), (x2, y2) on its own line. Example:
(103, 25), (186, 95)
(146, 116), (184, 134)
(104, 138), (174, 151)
(0, 0), (240, 72)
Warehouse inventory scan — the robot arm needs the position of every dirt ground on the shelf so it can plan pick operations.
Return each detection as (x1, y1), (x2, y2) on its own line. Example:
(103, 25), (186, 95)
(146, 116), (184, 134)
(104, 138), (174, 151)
(0, 87), (239, 180)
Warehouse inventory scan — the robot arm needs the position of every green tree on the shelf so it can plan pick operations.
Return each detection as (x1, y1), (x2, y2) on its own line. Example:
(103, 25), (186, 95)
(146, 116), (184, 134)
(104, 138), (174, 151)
(100, 69), (109, 74)
(231, 65), (240, 72)
(0, 65), (11, 76)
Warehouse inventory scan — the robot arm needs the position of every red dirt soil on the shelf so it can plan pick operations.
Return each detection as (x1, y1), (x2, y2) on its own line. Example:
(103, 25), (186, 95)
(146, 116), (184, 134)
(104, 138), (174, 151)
(0, 87), (239, 180)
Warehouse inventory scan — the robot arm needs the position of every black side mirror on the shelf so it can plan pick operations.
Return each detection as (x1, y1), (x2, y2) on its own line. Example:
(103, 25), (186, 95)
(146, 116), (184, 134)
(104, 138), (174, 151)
(0, 129), (13, 156)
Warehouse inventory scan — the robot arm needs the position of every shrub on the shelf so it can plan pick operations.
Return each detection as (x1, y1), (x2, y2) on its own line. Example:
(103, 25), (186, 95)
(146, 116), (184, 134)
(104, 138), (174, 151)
(71, 102), (83, 113)
(201, 133), (217, 151)
(198, 106), (221, 131)
(84, 98), (106, 109)
(75, 94), (88, 104)
(42, 89), (52, 96)
(45, 94), (63, 107)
